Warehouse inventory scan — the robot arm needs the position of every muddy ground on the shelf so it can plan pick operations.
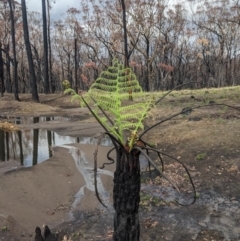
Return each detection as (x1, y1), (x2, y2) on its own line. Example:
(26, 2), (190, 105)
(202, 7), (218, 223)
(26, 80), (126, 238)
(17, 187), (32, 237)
(0, 89), (240, 241)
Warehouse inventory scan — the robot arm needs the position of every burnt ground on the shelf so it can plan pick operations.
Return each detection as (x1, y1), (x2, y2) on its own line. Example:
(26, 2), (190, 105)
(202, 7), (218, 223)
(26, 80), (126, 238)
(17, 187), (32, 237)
(0, 88), (240, 241)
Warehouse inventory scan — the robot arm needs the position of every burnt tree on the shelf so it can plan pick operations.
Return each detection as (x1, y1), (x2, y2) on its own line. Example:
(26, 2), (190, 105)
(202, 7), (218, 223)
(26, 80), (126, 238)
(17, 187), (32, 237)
(21, 0), (39, 102)
(0, 42), (4, 97)
(113, 146), (141, 241)
(42, 0), (50, 93)
(8, 0), (20, 101)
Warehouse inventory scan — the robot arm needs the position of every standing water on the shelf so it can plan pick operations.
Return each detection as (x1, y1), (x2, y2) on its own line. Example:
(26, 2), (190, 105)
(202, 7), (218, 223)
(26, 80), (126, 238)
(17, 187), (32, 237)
(0, 116), (112, 167)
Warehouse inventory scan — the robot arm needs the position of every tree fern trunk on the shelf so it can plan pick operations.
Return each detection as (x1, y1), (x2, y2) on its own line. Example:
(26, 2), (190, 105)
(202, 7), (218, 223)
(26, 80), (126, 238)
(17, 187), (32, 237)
(113, 148), (141, 241)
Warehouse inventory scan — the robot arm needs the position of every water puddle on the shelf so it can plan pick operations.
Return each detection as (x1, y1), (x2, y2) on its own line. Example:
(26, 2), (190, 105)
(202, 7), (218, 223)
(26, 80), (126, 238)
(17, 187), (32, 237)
(0, 116), (150, 225)
(0, 116), (112, 168)
(57, 145), (114, 220)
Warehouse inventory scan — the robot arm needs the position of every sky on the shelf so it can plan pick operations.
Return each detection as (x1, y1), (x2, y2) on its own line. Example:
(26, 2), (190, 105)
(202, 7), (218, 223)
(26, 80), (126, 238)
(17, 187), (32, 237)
(18, 0), (79, 20)
(17, 0), (200, 22)
(20, 0), (193, 19)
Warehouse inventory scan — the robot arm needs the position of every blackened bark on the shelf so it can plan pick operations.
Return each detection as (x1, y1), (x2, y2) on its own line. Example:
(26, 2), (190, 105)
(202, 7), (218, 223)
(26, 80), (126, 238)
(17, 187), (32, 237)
(59, 55), (64, 80)
(21, 0), (39, 102)
(42, 0), (50, 93)
(113, 148), (141, 241)
(145, 37), (150, 92)
(47, 0), (54, 92)
(31, 44), (42, 89)
(74, 38), (78, 92)
(119, 0), (134, 100)
(120, 0), (129, 68)
(5, 44), (12, 93)
(0, 42), (4, 97)
(8, 0), (20, 101)
(63, 47), (72, 87)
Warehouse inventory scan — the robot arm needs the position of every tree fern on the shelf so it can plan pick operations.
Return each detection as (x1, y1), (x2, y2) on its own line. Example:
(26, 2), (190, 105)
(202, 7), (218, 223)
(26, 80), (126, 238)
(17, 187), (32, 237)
(66, 58), (155, 150)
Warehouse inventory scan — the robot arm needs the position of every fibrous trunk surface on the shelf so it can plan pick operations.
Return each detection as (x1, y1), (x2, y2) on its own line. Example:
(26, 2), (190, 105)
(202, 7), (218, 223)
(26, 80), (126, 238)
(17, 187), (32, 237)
(113, 148), (141, 241)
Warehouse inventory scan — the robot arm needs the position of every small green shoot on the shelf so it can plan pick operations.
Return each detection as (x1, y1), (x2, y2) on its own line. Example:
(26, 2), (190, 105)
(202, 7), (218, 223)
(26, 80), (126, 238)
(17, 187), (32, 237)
(196, 152), (207, 160)
(1, 226), (7, 232)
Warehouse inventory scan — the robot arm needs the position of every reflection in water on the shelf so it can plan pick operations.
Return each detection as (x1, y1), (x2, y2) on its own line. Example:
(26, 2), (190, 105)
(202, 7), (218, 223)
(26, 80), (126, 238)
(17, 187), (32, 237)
(0, 129), (5, 161)
(0, 117), (112, 167)
(59, 145), (113, 220)
(32, 117), (39, 166)
(17, 130), (24, 165)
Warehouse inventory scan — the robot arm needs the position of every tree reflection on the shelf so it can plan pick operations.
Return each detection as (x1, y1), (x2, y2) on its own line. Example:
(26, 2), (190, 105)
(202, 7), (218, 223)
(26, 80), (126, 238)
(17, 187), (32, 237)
(6, 132), (9, 161)
(32, 117), (39, 165)
(16, 117), (24, 165)
(0, 116), (79, 166)
(0, 130), (5, 161)
(46, 117), (52, 157)
(17, 131), (24, 165)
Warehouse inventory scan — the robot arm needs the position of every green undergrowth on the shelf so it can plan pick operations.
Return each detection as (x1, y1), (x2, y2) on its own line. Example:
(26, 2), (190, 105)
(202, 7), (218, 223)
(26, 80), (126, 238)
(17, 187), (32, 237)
(140, 191), (169, 208)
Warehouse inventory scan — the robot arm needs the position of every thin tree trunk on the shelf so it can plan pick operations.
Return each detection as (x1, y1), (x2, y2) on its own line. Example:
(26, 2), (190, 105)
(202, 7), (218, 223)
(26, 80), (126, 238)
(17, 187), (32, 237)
(42, 0), (50, 93)
(120, 0), (129, 68)
(63, 47), (72, 87)
(8, 0), (20, 101)
(59, 55), (64, 81)
(21, 0), (39, 102)
(119, 0), (133, 100)
(31, 44), (42, 90)
(113, 148), (140, 241)
(145, 38), (150, 91)
(0, 42), (4, 97)
(4, 44), (11, 93)
(47, 0), (53, 92)
(74, 37), (78, 92)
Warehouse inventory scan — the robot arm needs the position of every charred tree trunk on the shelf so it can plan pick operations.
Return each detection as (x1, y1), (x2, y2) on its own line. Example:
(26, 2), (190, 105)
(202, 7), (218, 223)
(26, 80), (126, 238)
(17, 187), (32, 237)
(145, 37), (150, 92)
(42, 0), (50, 93)
(119, 0), (133, 100)
(21, 0), (39, 102)
(47, 0), (53, 93)
(74, 37), (78, 93)
(5, 44), (11, 92)
(0, 42), (4, 97)
(31, 44), (42, 90)
(63, 47), (72, 87)
(113, 147), (141, 241)
(8, 0), (20, 101)
(120, 0), (129, 68)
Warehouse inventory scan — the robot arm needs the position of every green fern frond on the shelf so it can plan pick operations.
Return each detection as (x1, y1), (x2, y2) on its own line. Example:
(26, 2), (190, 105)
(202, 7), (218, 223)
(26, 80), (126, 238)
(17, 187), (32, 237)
(121, 122), (144, 131)
(64, 88), (75, 95)
(71, 58), (155, 150)
(99, 71), (118, 79)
